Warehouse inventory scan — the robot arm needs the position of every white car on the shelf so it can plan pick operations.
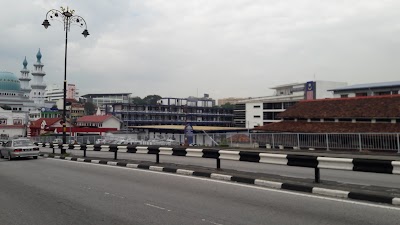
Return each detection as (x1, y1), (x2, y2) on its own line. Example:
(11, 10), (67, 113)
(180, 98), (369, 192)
(0, 139), (40, 160)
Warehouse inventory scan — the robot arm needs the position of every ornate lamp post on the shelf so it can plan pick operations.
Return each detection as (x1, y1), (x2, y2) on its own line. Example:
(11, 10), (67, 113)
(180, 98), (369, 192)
(42, 7), (89, 153)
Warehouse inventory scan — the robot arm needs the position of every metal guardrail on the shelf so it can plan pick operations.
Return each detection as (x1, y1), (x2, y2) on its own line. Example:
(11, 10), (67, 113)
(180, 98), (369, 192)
(31, 132), (400, 153)
(36, 143), (400, 184)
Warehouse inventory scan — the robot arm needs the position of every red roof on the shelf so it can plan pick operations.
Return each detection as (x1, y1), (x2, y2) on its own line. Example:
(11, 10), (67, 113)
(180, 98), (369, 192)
(30, 118), (62, 129)
(279, 95), (400, 119)
(255, 121), (400, 133)
(76, 115), (114, 123)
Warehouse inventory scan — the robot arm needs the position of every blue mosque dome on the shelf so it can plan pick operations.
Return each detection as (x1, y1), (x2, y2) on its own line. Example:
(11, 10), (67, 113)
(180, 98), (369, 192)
(0, 71), (21, 91)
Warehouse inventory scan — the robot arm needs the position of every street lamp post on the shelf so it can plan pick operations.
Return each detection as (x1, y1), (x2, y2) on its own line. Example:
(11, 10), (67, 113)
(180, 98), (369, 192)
(42, 7), (89, 153)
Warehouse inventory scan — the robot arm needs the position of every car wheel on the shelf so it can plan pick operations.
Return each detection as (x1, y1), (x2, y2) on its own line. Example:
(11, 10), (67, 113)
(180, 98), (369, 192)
(33, 156), (38, 159)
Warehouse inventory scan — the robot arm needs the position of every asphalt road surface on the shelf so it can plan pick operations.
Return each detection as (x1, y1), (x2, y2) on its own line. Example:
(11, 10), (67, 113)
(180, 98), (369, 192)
(0, 157), (399, 225)
(41, 147), (400, 188)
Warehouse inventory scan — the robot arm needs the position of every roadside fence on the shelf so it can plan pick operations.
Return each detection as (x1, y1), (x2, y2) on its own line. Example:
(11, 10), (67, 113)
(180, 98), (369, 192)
(30, 132), (400, 153)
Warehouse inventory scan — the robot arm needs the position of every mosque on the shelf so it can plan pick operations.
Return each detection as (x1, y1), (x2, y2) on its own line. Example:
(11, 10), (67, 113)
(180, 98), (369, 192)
(0, 49), (55, 138)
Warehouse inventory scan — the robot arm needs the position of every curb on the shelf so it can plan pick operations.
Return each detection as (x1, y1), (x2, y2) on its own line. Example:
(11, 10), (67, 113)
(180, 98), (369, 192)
(40, 153), (400, 206)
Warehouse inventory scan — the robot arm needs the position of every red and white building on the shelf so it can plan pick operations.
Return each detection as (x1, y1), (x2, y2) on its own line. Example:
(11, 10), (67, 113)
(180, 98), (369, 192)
(28, 118), (65, 137)
(53, 115), (121, 136)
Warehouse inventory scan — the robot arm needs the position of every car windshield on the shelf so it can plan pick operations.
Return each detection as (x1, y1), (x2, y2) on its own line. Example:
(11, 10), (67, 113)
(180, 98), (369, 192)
(13, 140), (34, 147)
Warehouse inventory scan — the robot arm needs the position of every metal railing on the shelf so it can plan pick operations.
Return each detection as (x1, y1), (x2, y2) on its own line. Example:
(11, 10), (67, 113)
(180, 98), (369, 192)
(30, 132), (400, 153)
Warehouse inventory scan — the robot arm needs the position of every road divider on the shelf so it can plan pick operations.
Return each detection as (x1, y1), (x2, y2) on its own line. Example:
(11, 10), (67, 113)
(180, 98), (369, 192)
(36, 142), (400, 183)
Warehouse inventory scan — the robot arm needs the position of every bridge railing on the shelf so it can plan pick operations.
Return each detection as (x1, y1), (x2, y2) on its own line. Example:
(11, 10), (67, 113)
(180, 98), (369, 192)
(31, 132), (400, 153)
(36, 142), (400, 184)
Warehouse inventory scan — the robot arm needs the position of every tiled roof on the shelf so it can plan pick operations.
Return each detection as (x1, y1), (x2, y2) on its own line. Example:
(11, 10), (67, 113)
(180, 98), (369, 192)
(30, 118), (62, 129)
(254, 121), (400, 133)
(77, 115), (113, 123)
(278, 95), (400, 119)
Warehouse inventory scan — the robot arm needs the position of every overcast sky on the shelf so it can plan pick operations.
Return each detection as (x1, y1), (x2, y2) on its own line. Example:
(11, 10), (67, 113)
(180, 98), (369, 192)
(1, 0), (400, 99)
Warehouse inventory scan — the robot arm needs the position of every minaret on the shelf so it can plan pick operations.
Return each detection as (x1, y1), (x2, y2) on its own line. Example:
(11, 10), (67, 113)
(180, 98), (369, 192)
(30, 49), (47, 105)
(19, 57), (31, 98)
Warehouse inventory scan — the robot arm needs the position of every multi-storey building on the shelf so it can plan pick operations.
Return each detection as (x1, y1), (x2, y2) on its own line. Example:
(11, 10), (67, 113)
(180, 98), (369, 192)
(105, 96), (234, 129)
(234, 81), (347, 128)
(45, 83), (79, 102)
(67, 84), (79, 99)
(329, 81), (400, 98)
(44, 84), (63, 102)
(81, 93), (131, 109)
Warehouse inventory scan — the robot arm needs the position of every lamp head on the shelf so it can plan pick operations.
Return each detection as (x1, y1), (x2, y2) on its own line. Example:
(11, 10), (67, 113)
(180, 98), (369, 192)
(82, 29), (90, 38)
(42, 19), (50, 29)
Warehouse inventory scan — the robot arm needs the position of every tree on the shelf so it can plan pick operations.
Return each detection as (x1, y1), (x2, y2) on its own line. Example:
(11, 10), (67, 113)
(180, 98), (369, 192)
(220, 102), (235, 109)
(143, 95), (162, 105)
(84, 102), (96, 115)
(130, 97), (145, 105)
(51, 104), (58, 110)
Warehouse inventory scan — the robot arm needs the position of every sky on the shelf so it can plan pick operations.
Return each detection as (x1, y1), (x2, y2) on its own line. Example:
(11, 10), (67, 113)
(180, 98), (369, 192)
(1, 0), (400, 99)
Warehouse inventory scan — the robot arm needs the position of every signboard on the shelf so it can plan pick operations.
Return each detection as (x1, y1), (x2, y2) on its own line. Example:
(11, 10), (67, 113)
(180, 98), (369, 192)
(305, 81), (316, 100)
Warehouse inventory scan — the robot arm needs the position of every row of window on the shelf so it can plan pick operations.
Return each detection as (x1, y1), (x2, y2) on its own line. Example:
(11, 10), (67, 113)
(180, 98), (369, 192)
(263, 102), (297, 110)
(0, 119), (23, 125)
(0, 79), (20, 83)
(78, 123), (103, 127)
(340, 91), (399, 98)
(0, 92), (18, 96)
(285, 118), (399, 123)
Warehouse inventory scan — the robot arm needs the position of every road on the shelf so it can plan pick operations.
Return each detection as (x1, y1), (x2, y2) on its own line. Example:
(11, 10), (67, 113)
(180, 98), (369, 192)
(41, 147), (400, 188)
(1, 157), (399, 225)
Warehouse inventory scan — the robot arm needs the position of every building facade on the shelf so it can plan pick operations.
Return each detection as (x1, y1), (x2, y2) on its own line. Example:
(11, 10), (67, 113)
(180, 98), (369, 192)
(329, 81), (400, 98)
(255, 95), (400, 133)
(234, 81), (347, 128)
(105, 96), (234, 129)
(81, 93), (131, 110)
(0, 108), (27, 138)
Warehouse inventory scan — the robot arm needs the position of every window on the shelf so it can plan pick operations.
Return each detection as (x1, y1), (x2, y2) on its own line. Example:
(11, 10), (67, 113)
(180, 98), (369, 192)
(263, 112), (280, 120)
(0, 119), (7, 124)
(263, 102), (282, 109)
(376, 118), (391, 123)
(340, 94), (348, 98)
(356, 118), (371, 122)
(355, 92), (368, 97)
(254, 115), (260, 118)
(253, 105), (261, 108)
(376, 91), (391, 96)
(283, 102), (296, 109)
(13, 119), (22, 125)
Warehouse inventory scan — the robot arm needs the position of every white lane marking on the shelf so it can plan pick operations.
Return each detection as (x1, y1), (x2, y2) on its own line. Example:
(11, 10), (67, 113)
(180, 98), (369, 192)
(145, 203), (171, 211)
(45, 158), (400, 211)
(202, 219), (223, 225)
